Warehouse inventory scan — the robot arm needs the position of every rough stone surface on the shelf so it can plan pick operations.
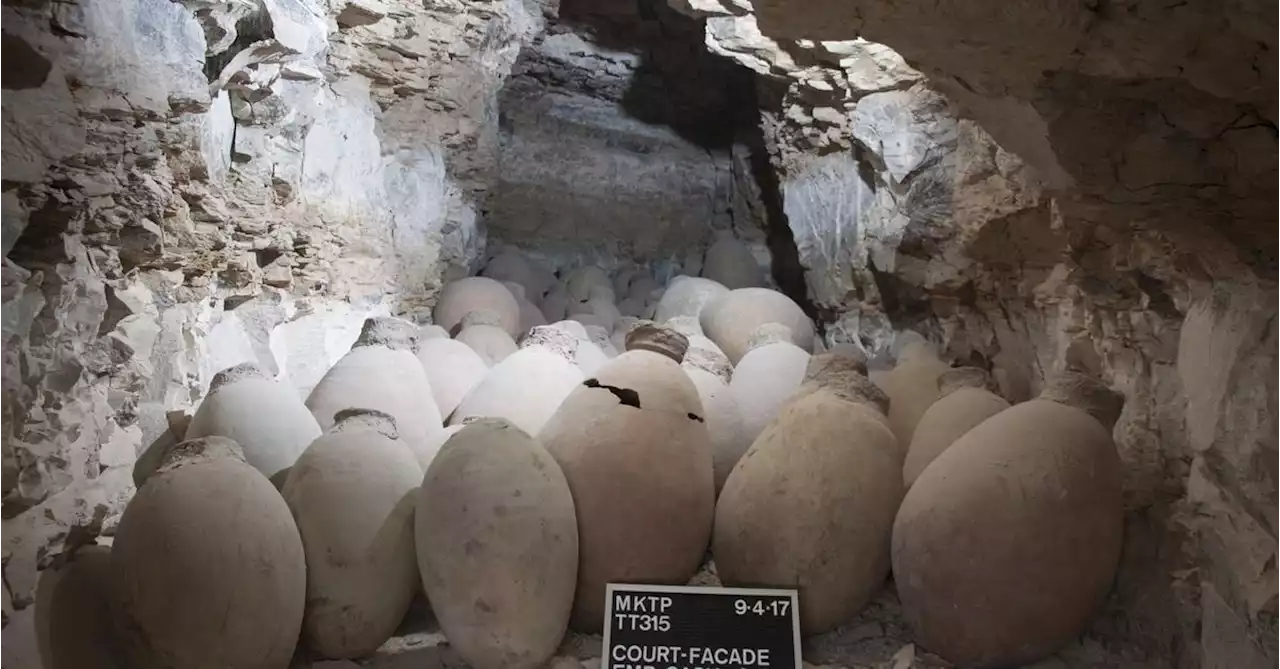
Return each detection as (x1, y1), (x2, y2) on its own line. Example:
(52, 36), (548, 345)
(2, 0), (544, 653)
(680, 2), (1278, 667)
(3, 0), (1275, 667)
(486, 0), (762, 271)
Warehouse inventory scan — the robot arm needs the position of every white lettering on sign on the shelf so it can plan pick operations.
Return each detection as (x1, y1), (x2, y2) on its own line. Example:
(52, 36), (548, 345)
(613, 613), (672, 632)
(611, 645), (682, 664)
(686, 647), (772, 667)
(607, 645), (774, 669)
(612, 594), (673, 633)
(614, 594), (674, 613)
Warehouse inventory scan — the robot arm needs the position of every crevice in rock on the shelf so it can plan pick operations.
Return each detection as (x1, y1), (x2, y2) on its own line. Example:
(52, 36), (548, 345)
(486, 0), (759, 261)
(254, 248), (283, 268)
(1132, 271), (1181, 320)
(8, 199), (73, 271)
(866, 253), (932, 331)
(742, 81), (820, 326)
(1, 32), (51, 90)
(583, 378), (641, 408)
(202, 9), (274, 84)
(97, 286), (132, 336)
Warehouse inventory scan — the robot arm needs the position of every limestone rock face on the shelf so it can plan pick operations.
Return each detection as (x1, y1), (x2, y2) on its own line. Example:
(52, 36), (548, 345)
(893, 372), (1125, 666)
(416, 419), (578, 669)
(716, 354), (901, 636)
(111, 437), (306, 669)
(0, 0), (547, 655)
(675, 9), (1277, 663)
(181, 363), (322, 485)
(282, 410), (420, 659)
(488, 10), (745, 263)
(540, 328), (714, 632)
(4, 0), (1274, 665)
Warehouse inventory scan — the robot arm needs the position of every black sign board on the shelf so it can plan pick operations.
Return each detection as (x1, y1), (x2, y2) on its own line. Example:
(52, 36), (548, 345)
(602, 584), (801, 669)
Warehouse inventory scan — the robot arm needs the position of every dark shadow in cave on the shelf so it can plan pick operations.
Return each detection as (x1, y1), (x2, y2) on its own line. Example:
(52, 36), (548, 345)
(866, 250), (936, 339)
(740, 78), (822, 326)
(553, 0), (755, 149)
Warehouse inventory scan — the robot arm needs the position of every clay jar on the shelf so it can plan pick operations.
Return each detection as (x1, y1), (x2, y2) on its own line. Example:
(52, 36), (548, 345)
(416, 337), (489, 420)
(903, 367), (1010, 488)
(568, 287), (622, 332)
(654, 275), (728, 323)
(629, 274), (661, 300)
(540, 325), (714, 632)
(729, 324), (812, 444)
(181, 362), (321, 486)
(419, 324), (450, 341)
(875, 334), (952, 453)
(541, 284), (571, 322)
(583, 324), (615, 354)
(282, 410), (421, 659)
(574, 338), (610, 376)
(433, 276), (522, 337)
(450, 326), (585, 437)
(549, 319), (589, 340)
(111, 436), (306, 669)
(414, 424), (464, 471)
(617, 296), (647, 318)
(701, 287), (814, 364)
(702, 230), (765, 289)
(416, 419), (578, 669)
(481, 247), (556, 305)
(610, 317), (645, 352)
(666, 316), (733, 381)
(503, 281), (549, 334)
(684, 362), (748, 496)
(306, 317), (443, 454)
(35, 546), (126, 669)
(564, 266), (615, 304)
(715, 353), (902, 636)
(892, 371), (1126, 667)
(454, 310), (518, 366)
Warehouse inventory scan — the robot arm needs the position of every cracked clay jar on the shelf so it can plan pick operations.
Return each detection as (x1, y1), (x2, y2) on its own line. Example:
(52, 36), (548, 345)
(539, 325), (715, 633)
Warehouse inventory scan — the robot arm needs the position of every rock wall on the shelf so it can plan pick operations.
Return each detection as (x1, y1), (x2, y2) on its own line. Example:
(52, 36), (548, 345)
(1, 0), (543, 657)
(679, 2), (1277, 667)
(485, 0), (762, 272)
